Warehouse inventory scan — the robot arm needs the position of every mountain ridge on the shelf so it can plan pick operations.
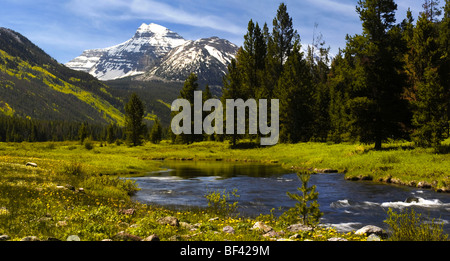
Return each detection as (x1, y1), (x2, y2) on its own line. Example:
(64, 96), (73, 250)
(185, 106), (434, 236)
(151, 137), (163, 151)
(66, 23), (238, 85)
(0, 27), (126, 125)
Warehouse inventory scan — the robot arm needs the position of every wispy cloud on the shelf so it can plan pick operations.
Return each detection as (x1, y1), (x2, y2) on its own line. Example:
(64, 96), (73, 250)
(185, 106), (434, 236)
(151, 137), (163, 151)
(65, 0), (244, 35)
(303, 0), (358, 18)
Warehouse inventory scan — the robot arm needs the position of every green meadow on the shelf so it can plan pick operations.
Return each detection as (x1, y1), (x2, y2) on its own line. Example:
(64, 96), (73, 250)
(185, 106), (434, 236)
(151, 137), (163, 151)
(0, 140), (448, 241)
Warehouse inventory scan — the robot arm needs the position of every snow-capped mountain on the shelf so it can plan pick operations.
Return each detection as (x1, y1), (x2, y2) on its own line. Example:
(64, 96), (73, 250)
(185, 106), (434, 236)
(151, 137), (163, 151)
(64, 48), (106, 73)
(138, 37), (238, 86)
(66, 23), (238, 84)
(66, 23), (187, 81)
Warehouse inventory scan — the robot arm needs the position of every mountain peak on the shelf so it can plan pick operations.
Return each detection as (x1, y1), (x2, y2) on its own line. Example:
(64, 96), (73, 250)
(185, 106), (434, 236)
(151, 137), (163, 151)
(66, 23), (237, 82)
(137, 23), (170, 35)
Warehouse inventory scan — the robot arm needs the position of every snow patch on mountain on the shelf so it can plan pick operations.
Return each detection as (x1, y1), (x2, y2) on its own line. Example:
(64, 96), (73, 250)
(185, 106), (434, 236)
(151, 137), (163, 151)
(66, 23), (238, 85)
(137, 37), (238, 86)
(66, 23), (187, 81)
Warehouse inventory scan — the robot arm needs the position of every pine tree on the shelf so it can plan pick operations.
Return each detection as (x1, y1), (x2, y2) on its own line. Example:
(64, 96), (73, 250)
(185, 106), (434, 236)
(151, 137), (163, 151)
(265, 3), (299, 99)
(78, 122), (88, 143)
(222, 58), (242, 146)
(402, 9), (418, 102)
(308, 24), (332, 141)
(275, 42), (314, 143)
(422, 0), (442, 22)
(106, 123), (116, 144)
(202, 85), (215, 141)
(124, 92), (146, 146)
(327, 51), (354, 143)
(346, 0), (408, 149)
(149, 117), (162, 144)
(241, 20), (267, 99)
(174, 73), (200, 144)
(286, 171), (323, 227)
(440, 0), (450, 138)
(411, 11), (447, 147)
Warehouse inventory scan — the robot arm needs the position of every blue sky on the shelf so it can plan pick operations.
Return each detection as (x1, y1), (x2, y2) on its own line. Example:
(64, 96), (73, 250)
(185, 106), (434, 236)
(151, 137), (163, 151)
(0, 0), (432, 64)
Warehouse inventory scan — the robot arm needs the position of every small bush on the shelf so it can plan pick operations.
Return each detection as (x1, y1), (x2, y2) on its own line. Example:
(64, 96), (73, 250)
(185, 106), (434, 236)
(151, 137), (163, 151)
(62, 162), (84, 176)
(384, 208), (448, 241)
(84, 139), (93, 150)
(204, 189), (239, 217)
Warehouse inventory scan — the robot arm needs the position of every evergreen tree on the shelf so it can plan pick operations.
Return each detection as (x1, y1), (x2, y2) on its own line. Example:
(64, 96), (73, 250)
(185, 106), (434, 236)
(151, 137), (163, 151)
(275, 42), (314, 143)
(422, 0), (443, 22)
(308, 24), (332, 141)
(402, 9), (418, 102)
(265, 3), (299, 99)
(286, 172), (323, 227)
(78, 122), (88, 143)
(346, 0), (408, 150)
(149, 117), (163, 144)
(124, 92), (146, 146)
(106, 123), (116, 144)
(440, 0), (450, 137)
(222, 57), (243, 146)
(173, 73), (200, 144)
(241, 20), (267, 99)
(230, 20), (269, 142)
(327, 51), (354, 143)
(411, 11), (447, 147)
(202, 85), (215, 141)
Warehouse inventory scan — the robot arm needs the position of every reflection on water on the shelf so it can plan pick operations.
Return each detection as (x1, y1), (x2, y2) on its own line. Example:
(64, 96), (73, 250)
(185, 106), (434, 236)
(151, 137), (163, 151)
(152, 161), (288, 179)
(129, 160), (450, 233)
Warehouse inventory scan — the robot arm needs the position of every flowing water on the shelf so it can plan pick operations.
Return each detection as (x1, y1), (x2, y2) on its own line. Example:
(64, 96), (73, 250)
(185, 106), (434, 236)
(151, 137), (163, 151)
(129, 160), (450, 233)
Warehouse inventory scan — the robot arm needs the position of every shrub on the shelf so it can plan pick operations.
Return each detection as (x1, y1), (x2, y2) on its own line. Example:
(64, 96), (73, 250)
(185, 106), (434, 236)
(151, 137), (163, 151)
(84, 139), (93, 150)
(204, 189), (239, 217)
(384, 208), (448, 241)
(62, 161), (84, 176)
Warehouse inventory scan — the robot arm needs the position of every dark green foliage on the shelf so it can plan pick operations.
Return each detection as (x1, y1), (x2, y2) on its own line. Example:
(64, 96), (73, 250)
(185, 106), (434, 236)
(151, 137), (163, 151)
(351, 0), (408, 150)
(275, 42), (314, 143)
(149, 118), (162, 144)
(441, 1), (450, 137)
(124, 93), (146, 146)
(308, 25), (332, 142)
(0, 114), (115, 142)
(78, 123), (88, 143)
(404, 3), (449, 148)
(106, 123), (121, 144)
(264, 3), (299, 100)
(172, 73), (203, 144)
(222, 57), (245, 146)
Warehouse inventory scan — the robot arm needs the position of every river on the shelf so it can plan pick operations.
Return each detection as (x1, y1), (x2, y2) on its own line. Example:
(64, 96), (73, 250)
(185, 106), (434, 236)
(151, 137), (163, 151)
(129, 160), (450, 234)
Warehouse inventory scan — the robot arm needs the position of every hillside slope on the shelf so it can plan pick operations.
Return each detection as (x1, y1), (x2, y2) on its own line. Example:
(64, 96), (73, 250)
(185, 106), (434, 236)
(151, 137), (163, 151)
(0, 27), (125, 125)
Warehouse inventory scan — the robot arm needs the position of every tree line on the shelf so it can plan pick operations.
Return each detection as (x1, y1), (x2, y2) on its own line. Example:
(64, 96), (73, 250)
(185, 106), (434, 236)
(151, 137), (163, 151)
(172, 0), (449, 150)
(0, 114), (124, 143)
(0, 97), (164, 145)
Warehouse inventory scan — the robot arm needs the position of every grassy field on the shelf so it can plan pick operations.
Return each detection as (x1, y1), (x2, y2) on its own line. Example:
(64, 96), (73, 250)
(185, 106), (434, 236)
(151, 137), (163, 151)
(0, 139), (448, 241)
